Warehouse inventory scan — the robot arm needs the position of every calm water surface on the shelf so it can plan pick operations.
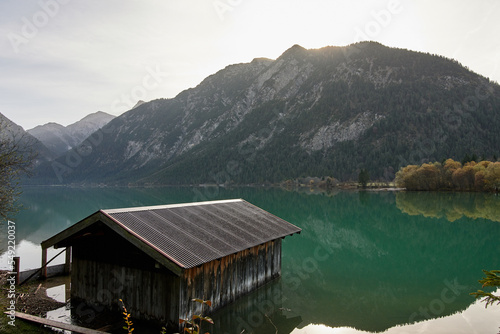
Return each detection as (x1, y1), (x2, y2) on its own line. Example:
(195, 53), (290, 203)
(1, 186), (499, 333)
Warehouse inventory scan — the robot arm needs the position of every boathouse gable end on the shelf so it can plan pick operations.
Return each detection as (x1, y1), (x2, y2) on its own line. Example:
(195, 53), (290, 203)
(41, 210), (183, 275)
(40, 199), (301, 329)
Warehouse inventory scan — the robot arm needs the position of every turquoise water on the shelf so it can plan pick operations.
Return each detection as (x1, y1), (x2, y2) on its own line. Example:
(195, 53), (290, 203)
(1, 187), (500, 333)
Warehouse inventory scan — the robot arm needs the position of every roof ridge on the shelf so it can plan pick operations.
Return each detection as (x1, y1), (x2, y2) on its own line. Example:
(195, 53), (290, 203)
(102, 198), (243, 214)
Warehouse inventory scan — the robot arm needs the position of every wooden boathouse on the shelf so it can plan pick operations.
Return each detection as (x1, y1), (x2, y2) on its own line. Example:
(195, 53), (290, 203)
(41, 199), (301, 330)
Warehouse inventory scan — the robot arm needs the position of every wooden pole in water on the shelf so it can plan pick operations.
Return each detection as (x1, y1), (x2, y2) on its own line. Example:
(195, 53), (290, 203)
(13, 257), (20, 285)
(20, 248), (66, 286)
(41, 247), (47, 279)
(64, 246), (72, 274)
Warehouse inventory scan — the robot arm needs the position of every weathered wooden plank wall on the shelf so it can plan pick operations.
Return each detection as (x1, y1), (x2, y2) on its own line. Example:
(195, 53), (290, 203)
(71, 254), (180, 327)
(179, 239), (282, 321)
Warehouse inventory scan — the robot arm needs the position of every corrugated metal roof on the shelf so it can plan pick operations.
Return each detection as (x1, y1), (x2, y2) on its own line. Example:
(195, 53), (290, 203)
(101, 199), (301, 269)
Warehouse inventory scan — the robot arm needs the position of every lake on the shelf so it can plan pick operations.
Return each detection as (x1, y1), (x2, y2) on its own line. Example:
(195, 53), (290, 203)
(1, 186), (500, 333)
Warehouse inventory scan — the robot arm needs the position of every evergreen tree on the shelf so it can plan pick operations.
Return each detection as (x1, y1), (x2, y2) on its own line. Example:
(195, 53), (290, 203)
(462, 154), (472, 165)
(471, 269), (500, 333)
(358, 168), (370, 188)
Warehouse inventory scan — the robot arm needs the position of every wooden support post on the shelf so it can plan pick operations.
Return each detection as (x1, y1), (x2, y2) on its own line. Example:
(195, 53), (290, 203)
(41, 247), (47, 279)
(13, 257), (20, 285)
(64, 246), (72, 274)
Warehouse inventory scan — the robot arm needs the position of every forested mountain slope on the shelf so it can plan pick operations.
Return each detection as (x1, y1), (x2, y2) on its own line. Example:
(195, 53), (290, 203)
(33, 42), (500, 185)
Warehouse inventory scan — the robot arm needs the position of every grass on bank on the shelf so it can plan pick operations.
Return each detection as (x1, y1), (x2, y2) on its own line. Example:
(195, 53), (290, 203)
(0, 277), (54, 333)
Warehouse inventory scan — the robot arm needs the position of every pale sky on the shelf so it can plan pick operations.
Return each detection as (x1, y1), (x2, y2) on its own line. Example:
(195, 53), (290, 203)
(0, 0), (499, 130)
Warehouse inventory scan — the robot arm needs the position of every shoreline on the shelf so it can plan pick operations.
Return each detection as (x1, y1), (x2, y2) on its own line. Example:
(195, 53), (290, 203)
(0, 270), (67, 333)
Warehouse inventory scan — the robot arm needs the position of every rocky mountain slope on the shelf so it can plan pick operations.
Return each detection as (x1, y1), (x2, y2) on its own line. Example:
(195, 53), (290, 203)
(28, 111), (115, 156)
(33, 42), (500, 185)
(0, 113), (55, 165)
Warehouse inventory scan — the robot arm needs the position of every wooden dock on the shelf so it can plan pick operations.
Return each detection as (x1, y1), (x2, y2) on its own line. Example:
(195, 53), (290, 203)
(6, 311), (109, 334)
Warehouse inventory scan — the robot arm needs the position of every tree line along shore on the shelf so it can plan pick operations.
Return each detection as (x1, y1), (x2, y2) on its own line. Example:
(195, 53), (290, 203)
(395, 159), (500, 192)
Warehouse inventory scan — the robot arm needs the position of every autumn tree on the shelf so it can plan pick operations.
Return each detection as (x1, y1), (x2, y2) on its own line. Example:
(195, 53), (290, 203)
(395, 165), (419, 189)
(454, 163), (476, 191)
(484, 162), (500, 192)
(417, 162), (442, 190)
(473, 161), (490, 191)
(443, 158), (462, 189)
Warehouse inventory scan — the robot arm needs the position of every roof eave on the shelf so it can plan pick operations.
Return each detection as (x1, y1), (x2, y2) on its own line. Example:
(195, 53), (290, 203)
(41, 210), (185, 276)
(41, 211), (107, 250)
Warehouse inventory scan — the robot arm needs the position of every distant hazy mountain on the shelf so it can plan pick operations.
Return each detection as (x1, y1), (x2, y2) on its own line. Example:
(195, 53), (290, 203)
(28, 111), (115, 156)
(0, 112), (55, 165)
(34, 42), (500, 185)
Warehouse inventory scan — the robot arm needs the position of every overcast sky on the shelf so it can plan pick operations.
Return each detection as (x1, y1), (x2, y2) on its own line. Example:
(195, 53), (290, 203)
(1, 0), (499, 130)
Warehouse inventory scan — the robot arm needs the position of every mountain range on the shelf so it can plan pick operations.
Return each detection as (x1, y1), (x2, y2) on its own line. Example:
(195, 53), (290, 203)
(27, 111), (115, 157)
(24, 42), (500, 185)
